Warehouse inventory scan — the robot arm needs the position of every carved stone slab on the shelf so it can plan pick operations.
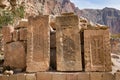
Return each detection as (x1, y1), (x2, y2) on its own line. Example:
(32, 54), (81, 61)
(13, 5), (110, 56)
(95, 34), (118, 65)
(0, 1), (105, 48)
(26, 15), (50, 72)
(4, 41), (26, 69)
(56, 14), (82, 71)
(84, 29), (112, 71)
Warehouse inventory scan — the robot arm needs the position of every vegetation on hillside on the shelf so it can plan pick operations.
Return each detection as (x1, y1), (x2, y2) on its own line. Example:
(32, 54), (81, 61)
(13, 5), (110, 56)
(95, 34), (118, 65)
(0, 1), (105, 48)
(0, 5), (25, 28)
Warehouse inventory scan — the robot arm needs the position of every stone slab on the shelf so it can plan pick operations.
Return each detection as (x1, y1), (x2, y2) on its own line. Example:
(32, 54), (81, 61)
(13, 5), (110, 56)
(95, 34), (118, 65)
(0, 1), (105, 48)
(26, 15), (50, 72)
(56, 14), (82, 71)
(26, 74), (36, 80)
(52, 72), (66, 80)
(66, 73), (78, 80)
(78, 72), (90, 80)
(9, 75), (17, 80)
(36, 72), (52, 80)
(16, 73), (26, 80)
(84, 29), (112, 71)
(4, 41), (26, 69)
(2, 26), (12, 43)
(19, 28), (27, 41)
(12, 30), (18, 41)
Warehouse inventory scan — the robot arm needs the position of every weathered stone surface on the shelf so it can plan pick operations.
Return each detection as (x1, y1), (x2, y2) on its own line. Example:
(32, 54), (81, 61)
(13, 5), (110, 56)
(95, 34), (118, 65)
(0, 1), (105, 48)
(50, 32), (56, 48)
(19, 28), (27, 41)
(4, 41), (26, 69)
(90, 72), (103, 80)
(26, 74), (36, 80)
(90, 72), (114, 80)
(84, 29), (112, 71)
(78, 72), (90, 80)
(0, 75), (9, 80)
(52, 72), (66, 80)
(56, 14), (82, 71)
(66, 73), (78, 80)
(2, 26), (13, 43)
(16, 73), (26, 80)
(26, 15), (50, 72)
(9, 75), (17, 80)
(102, 73), (115, 80)
(36, 72), (52, 80)
(12, 30), (18, 41)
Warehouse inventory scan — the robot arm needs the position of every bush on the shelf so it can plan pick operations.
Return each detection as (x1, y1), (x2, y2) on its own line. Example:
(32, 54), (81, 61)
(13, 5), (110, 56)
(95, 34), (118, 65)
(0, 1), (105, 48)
(0, 6), (25, 28)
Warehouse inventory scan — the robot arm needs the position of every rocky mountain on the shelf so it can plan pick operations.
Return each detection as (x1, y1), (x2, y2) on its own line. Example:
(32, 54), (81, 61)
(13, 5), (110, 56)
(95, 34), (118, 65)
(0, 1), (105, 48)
(0, 0), (120, 34)
(79, 8), (120, 34)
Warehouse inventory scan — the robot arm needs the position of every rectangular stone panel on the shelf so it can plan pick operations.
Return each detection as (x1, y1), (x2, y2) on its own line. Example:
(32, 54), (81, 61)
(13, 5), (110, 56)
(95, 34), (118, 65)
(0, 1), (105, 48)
(26, 15), (50, 72)
(2, 26), (13, 43)
(56, 14), (82, 71)
(66, 73), (78, 80)
(16, 73), (26, 80)
(36, 72), (52, 80)
(9, 75), (17, 80)
(19, 28), (27, 41)
(12, 30), (18, 41)
(52, 72), (66, 80)
(84, 29), (112, 71)
(78, 72), (90, 80)
(90, 72), (103, 80)
(4, 41), (26, 69)
(26, 74), (36, 80)
(15, 21), (28, 29)
(102, 73), (115, 80)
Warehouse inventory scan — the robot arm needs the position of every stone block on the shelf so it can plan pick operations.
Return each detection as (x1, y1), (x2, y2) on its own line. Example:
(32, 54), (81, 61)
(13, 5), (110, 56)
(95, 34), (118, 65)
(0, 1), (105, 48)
(26, 74), (36, 80)
(50, 32), (56, 48)
(52, 72), (66, 80)
(90, 72), (114, 80)
(36, 72), (52, 80)
(4, 41), (26, 69)
(56, 14), (82, 71)
(9, 75), (17, 80)
(16, 73), (26, 80)
(90, 72), (103, 80)
(12, 30), (18, 41)
(19, 28), (27, 41)
(26, 15), (50, 72)
(2, 26), (13, 43)
(102, 73), (115, 80)
(78, 72), (90, 80)
(66, 73), (78, 80)
(0, 75), (9, 80)
(84, 29), (112, 71)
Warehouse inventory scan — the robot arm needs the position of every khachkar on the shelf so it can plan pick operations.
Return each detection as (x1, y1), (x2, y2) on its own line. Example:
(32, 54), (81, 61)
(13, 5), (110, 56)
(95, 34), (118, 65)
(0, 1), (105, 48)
(56, 13), (82, 71)
(83, 28), (112, 71)
(26, 15), (50, 72)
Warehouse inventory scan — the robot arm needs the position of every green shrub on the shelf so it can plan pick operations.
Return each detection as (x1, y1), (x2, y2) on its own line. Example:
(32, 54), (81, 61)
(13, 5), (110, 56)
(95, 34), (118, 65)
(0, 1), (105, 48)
(0, 5), (25, 28)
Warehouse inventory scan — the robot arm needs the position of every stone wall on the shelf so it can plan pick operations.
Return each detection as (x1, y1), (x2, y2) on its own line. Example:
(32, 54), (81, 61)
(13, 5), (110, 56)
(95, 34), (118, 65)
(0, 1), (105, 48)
(0, 13), (114, 80)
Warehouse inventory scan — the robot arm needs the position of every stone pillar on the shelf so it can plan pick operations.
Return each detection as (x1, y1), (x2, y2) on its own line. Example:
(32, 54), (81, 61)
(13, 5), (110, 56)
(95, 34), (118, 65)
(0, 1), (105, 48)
(26, 15), (50, 72)
(84, 29), (112, 71)
(56, 13), (82, 71)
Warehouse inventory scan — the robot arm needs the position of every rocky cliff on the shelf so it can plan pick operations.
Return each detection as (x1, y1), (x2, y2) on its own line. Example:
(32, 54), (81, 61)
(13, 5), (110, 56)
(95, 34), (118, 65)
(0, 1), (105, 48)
(0, 0), (120, 34)
(79, 8), (120, 34)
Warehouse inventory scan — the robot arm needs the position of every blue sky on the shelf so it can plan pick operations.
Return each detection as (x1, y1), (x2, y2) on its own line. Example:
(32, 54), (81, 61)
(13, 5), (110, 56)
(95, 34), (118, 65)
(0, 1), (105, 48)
(70, 0), (120, 10)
